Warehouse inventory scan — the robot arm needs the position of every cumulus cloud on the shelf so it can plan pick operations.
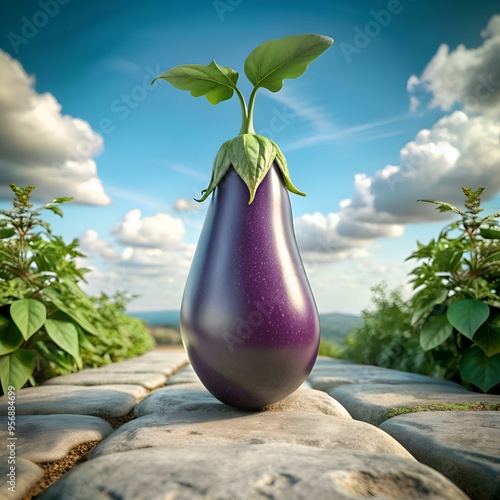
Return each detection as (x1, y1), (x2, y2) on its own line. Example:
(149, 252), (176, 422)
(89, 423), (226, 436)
(294, 110), (500, 259)
(79, 210), (195, 310)
(173, 198), (200, 211)
(0, 50), (110, 205)
(408, 14), (500, 116)
(112, 209), (185, 249)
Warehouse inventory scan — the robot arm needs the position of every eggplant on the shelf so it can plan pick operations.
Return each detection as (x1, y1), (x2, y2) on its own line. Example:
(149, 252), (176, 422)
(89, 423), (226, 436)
(180, 163), (320, 408)
(153, 34), (333, 408)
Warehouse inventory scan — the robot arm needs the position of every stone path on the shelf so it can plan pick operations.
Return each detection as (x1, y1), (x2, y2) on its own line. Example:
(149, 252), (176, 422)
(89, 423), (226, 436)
(0, 349), (498, 499)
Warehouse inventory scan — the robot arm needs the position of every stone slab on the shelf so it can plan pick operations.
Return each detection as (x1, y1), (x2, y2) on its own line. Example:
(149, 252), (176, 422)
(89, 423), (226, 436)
(308, 364), (459, 392)
(166, 367), (201, 385)
(95, 350), (189, 375)
(0, 385), (147, 418)
(330, 382), (500, 425)
(77, 363), (175, 376)
(135, 384), (351, 418)
(0, 456), (44, 500)
(40, 444), (467, 499)
(0, 414), (113, 463)
(90, 409), (412, 459)
(380, 411), (500, 500)
(43, 371), (167, 389)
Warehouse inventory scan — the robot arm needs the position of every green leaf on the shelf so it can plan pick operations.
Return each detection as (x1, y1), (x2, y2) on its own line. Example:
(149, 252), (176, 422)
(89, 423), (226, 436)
(53, 197), (73, 204)
(230, 134), (275, 203)
(44, 205), (63, 217)
(42, 288), (100, 337)
(196, 134), (305, 204)
(45, 319), (81, 368)
(483, 251), (500, 264)
(0, 321), (24, 356)
(419, 314), (454, 351)
(10, 299), (47, 341)
(152, 60), (239, 105)
(269, 138), (306, 197)
(411, 289), (448, 327)
(417, 199), (465, 216)
(76, 323), (96, 352)
(0, 228), (15, 239)
(473, 315), (500, 356)
(244, 34), (333, 92)
(459, 346), (500, 392)
(480, 228), (500, 239)
(0, 349), (36, 393)
(446, 300), (490, 339)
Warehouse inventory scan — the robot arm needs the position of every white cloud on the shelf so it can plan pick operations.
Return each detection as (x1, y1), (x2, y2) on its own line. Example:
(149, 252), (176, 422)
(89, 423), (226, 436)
(408, 14), (500, 116)
(173, 198), (200, 211)
(0, 50), (110, 205)
(79, 210), (195, 310)
(80, 230), (120, 261)
(293, 110), (500, 261)
(409, 95), (420, 113)
(112, 209), (185, 249)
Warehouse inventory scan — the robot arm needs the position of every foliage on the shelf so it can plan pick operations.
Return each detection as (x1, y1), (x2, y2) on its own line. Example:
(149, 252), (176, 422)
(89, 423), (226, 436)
(342, 283), (439, 376)
(318, 338), (344, 359)
(153, 34), (333, 202)
(408, 187), (500, 392)
(0, 184), (154, 393)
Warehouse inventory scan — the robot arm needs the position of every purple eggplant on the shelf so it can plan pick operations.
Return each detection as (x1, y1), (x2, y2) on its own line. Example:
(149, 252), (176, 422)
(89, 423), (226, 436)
(181, 164), (320, 408)
(153, 34), (333, 407)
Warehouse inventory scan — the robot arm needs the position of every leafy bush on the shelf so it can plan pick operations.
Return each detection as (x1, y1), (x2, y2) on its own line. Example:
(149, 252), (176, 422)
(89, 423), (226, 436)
(341, 188), (500, 393)
(343, 283), (439, 375)
(0, 184), (155, 393)
(408, 187), (500, 392)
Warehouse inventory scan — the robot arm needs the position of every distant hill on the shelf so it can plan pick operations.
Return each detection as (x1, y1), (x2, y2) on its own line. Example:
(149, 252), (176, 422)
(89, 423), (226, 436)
(130, 310), (361, 345)
(130, 310), (180, 327)
(319, 312), (362, 345)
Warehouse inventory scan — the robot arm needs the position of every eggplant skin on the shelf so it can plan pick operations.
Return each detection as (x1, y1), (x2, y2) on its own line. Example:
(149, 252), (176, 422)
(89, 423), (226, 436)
(180, 163), (320, 409)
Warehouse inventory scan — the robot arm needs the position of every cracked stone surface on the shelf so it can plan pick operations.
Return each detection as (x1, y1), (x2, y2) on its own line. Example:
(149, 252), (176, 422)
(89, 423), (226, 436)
(39, 444), (467, 500)
(135, 383), (351, 418)
(0, 414), (113, 463)
(0, 385), (147, 418)
(380, 411), (500, 500)
(329, 382), (500, 425)
(90, 409), (411, 459)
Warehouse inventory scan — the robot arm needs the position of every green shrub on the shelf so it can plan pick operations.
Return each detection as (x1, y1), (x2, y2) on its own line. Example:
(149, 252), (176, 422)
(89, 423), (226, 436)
(344, 188), (500, 393)
(0, 184), (155, 393)
(343, 283), (439, 376)
(318, 338), (345, 359)
(408, 187), (500, 393)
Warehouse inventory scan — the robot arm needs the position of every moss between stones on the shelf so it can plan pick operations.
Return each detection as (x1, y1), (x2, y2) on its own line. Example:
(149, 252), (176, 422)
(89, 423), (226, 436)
(385, 402), (500, 419)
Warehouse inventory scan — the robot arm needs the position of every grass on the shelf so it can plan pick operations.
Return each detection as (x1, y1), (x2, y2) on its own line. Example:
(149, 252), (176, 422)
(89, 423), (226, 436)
(385, 402), (500, 419)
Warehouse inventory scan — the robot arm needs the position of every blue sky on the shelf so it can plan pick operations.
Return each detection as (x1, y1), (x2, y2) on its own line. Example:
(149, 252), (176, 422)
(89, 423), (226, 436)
(0, 0), (499, 313)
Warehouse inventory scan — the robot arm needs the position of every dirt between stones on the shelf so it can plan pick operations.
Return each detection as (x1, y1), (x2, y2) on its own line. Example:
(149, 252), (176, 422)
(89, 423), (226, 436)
(24, 410), (137, 498)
